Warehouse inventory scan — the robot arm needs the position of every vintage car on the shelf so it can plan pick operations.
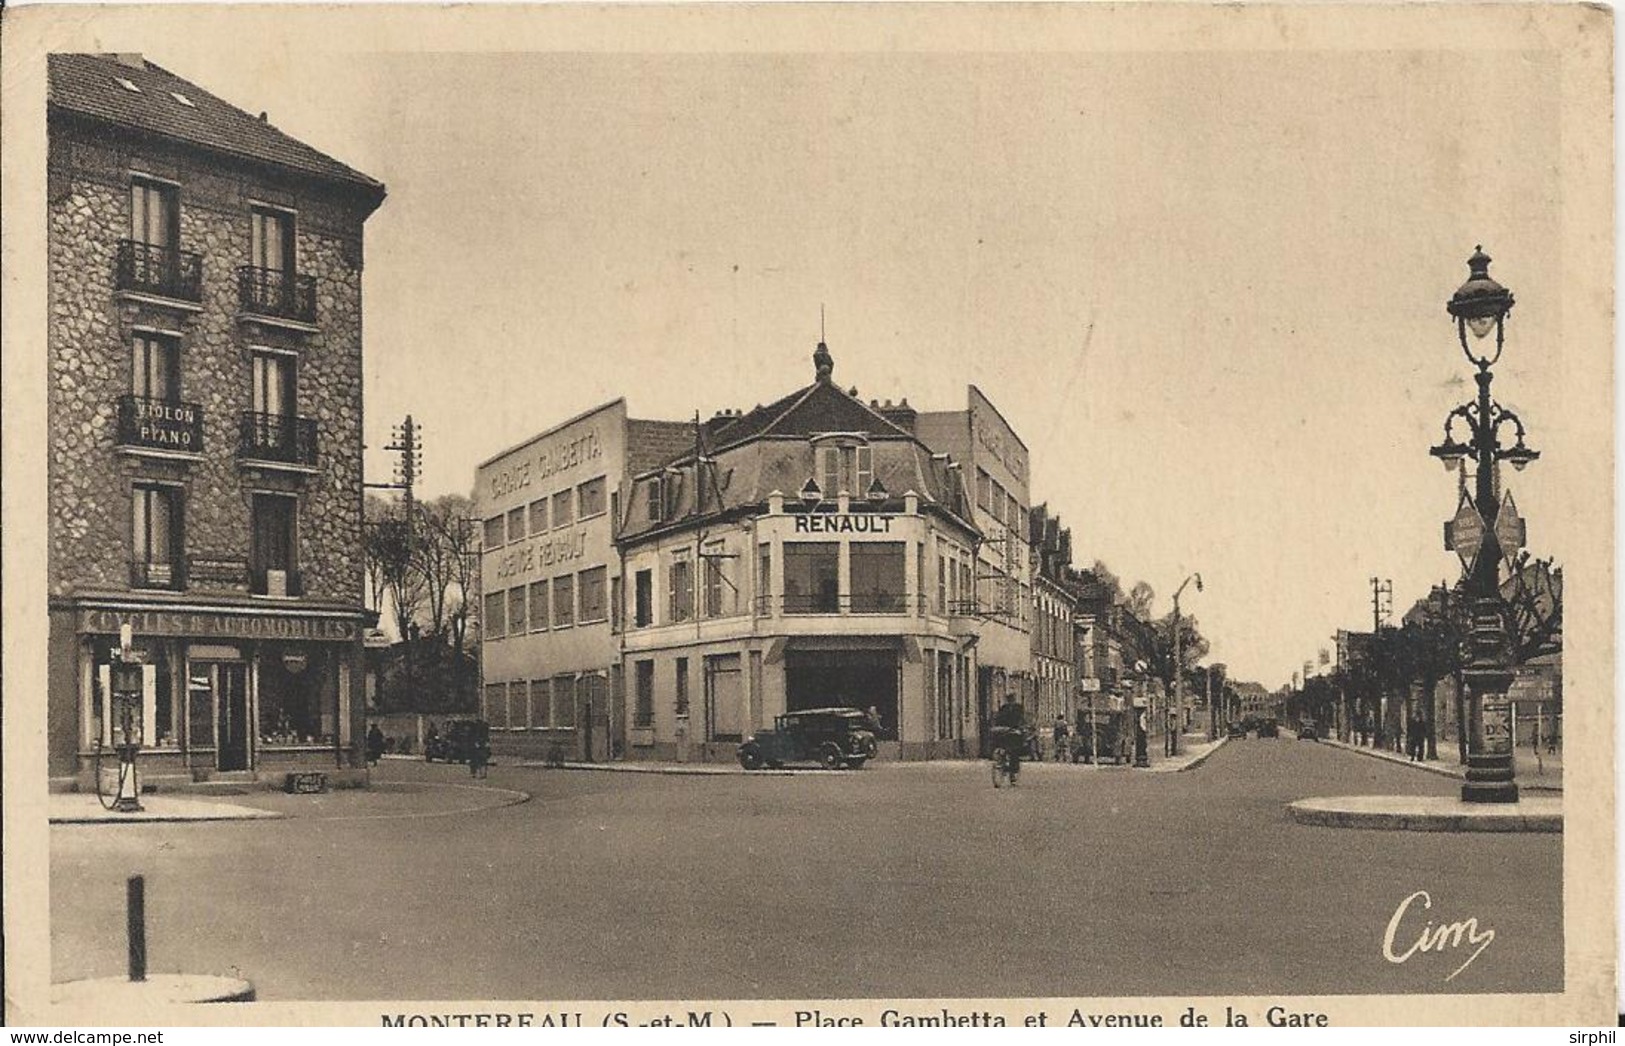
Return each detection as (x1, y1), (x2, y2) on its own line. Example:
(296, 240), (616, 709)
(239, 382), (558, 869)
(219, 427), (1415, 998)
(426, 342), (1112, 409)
(736, 707), (879, 770)
(1226, 720), (1248, 739)
(425, 720), (490, 764)
(1297, 719), (1320, 742)
(1257, 717), (1281, 739)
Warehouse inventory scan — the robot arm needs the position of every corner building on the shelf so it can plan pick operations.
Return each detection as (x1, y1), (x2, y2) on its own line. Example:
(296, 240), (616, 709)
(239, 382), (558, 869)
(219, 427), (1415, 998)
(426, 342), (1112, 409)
(475, 400), (691, 761)
(618, 343), (984, 761)
(45, 55), (386, 787)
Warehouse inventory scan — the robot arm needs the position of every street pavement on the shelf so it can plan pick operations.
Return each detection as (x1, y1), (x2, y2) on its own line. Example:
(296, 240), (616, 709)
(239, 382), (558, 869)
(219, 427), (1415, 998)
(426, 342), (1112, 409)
(50, 736), (1561, 1001)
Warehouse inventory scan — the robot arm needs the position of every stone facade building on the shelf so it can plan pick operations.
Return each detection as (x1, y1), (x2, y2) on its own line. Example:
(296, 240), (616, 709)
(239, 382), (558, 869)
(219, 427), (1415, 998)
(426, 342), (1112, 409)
(45, 54), (385, 787)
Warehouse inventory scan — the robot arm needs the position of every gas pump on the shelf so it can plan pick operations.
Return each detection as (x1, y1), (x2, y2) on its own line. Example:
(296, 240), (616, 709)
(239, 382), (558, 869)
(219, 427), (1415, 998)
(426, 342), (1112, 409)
(97, 624), (145, 813)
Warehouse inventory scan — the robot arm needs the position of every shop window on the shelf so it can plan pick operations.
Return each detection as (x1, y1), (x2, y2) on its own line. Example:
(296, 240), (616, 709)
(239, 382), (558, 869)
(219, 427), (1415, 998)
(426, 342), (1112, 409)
(530, 679), (551, 729)
(578, 476), (607, 519)
(553, 574), (575, 627)
(552, 489), (574, 529)
(634, 660), (654, 727)
(528, 498), (548, 536)
(783, 542), (838, 613)
(258, 650), (330, 746)
(703, 654), (744, 742)
(634, 569), (653, 628)
(484, 515), (505, 549)
(674, 658), (689, 717)
(132, 484), (183, 589)
(506, 507), (526, 544)
(850, 542), (906, 613)
(578, 566), (608, 623)
(552, 674), (577, 728)
(507, 586), (527, 634)
(249, 492), (298, 596)
(484, 590), (505, 638)
(132, 331), (180, 400)
(669, 554), (694, 623)
(528, 579), (549, 632)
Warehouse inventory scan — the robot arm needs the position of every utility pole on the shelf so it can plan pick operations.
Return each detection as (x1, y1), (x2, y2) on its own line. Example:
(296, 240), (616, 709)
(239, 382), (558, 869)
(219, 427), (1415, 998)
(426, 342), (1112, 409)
(1371, 576), (1391, 748)
(385, 415), (421, 550)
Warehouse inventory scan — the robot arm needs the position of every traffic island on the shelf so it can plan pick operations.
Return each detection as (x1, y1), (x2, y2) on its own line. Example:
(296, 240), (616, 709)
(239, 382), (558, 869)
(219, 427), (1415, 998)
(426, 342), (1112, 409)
(1288, 794), (1562, 833)
(51, 973), (256, 1006)
(49, 794), (285, 824)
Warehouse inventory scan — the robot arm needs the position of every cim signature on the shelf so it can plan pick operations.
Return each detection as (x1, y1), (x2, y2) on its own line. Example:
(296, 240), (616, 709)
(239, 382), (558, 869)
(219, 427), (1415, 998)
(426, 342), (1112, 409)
(1382, 890), (1495, 982)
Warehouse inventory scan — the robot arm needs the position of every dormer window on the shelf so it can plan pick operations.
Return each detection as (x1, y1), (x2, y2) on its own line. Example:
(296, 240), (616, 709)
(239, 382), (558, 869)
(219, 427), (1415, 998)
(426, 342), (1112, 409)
(813, 435), (871, 499)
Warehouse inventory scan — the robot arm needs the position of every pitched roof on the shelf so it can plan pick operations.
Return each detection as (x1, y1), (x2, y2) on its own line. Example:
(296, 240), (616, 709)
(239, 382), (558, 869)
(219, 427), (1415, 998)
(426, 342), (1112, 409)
(708, 374), (912, 450)
(48, 54), (384, 203)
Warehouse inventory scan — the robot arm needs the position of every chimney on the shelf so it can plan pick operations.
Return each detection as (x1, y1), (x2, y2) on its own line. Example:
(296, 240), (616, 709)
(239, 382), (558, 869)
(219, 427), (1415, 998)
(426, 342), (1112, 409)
(877, 396), (918, 434)
(112, 53), (146, 70)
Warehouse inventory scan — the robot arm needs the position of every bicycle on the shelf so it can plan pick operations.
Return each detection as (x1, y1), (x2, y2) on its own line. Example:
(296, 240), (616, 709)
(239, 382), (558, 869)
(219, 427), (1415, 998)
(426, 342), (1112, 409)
(990, 744), (1020, 788)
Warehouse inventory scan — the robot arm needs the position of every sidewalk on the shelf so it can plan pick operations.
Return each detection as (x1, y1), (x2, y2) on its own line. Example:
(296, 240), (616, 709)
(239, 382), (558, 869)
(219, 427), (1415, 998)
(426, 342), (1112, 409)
(1288, 793), (1562, 833)
(1319, 736), (1562, 792)
(50, 793), (285, 824)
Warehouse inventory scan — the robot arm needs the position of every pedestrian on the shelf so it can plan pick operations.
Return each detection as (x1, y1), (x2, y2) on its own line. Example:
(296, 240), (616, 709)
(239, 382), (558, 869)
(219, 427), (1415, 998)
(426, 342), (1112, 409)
(469, 738), (490, 779)
(1409, 711), (1426, 761)
(1052, 715), (1069, 762)
(365, 723), (385, 767)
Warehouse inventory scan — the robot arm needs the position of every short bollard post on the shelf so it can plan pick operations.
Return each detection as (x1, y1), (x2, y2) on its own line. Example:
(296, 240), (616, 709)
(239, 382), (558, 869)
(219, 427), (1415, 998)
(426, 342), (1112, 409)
(127, 875), (147, 983)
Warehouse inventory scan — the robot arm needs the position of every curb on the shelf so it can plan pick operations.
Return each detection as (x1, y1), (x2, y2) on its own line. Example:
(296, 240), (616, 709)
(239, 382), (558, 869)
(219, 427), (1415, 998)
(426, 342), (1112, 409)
(1288, 796), (1563, 833)
(519, 761), (854, 777)
(1173, 736), (1229, 772)
(1321, 738), (1562, 793)
(52, 974), (256, 1005)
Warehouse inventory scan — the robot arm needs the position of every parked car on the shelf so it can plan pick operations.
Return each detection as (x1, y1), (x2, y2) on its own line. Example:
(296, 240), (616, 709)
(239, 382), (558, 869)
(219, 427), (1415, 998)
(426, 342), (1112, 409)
(737, 707), (879, 770)
(1227, 720), (1247, 739)
(1297, 719), (1320, 742)
(425, 720), (489, 764)
(1257, 718), (1280, 738)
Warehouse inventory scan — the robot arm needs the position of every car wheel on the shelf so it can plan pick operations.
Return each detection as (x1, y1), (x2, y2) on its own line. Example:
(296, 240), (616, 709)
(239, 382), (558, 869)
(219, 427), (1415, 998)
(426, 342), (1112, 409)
(846, 757), (868, 770)
(738, 745), (764, 771)
(819, 744), (845, 770)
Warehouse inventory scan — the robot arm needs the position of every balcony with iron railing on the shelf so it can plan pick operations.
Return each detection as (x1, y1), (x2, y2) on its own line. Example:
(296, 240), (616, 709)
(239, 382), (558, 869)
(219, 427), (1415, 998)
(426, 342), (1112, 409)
(238, 265), (318, 325)
(115, 394), (204, 457)
(238, 411), (318, 469)
(116, 240), (203, 304)
(131, 557), (187, 591)
(754, 592), (927, 616)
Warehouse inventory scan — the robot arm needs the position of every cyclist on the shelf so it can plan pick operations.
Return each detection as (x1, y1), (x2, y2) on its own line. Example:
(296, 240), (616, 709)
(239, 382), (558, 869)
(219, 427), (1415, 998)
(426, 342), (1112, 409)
(990, 693), (1027, 782)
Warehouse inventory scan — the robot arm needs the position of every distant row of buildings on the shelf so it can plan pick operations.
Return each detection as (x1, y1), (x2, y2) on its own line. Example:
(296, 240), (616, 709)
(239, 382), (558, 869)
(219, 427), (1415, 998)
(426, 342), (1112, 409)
(476, 344), (1186, 763)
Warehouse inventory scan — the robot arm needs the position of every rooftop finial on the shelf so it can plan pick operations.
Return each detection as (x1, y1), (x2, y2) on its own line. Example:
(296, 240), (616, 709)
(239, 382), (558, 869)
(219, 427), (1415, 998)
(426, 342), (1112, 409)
(813, 312), (833, 384)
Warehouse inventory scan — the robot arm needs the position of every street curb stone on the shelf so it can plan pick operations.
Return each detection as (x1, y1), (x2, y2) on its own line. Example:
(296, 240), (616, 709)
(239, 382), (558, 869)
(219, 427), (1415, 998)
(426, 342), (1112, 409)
(52, 974), (256, 1005)
(1288, 794), (1562, 833)
(1320, 737), (1562, 793)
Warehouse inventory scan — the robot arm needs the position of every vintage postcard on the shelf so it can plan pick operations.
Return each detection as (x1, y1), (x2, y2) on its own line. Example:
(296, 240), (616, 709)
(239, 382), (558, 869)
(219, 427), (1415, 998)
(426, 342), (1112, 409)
(1, 2), (1614, 1029)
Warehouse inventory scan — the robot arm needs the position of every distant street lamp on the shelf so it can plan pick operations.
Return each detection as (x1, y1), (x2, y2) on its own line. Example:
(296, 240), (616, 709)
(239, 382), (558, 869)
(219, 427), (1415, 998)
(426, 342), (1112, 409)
(1429, 247), (1537, 804)
(1170, 572), (1202, 756)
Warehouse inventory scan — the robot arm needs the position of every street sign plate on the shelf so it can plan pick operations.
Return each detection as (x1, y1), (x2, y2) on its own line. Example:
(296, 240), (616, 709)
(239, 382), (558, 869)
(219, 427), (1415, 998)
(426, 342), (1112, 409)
(1445, 492), (1486, 571)
(1494, 491), (1526, 560)
(1079, 677), (1101, 692)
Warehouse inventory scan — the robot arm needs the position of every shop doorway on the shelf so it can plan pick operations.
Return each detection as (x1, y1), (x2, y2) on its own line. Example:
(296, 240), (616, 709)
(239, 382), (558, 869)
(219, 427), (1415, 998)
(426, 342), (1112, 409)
(193, 662), (250, 771)
(976, 666), (994, 757)
(785, 648), (898, 740)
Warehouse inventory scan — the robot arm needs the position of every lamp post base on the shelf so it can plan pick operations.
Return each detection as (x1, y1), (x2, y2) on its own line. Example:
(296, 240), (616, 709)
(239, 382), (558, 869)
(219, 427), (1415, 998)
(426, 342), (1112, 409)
(1462, 754), (1519, 803)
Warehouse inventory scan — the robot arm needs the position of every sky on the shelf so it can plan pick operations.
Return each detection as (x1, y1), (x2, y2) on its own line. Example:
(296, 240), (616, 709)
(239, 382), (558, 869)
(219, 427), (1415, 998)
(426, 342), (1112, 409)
(126, 39), (1581, 689)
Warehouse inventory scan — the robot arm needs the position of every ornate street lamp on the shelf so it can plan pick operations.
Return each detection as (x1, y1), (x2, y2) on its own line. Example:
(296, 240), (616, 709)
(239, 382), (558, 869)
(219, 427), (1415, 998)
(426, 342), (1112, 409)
(1429, 247), (1537, 803)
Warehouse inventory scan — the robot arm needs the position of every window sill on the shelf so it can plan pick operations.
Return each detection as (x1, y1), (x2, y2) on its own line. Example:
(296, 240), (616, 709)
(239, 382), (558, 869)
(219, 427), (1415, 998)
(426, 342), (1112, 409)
(115, 445), (204, 464)
(115, 289), (203, 314)
(237, 311), (320, 335)
(238, 458), (320, 475)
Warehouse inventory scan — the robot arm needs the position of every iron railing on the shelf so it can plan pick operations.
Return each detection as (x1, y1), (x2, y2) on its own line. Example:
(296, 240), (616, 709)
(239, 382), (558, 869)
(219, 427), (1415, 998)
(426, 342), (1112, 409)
(238, 265), (317, 323)
(238, 411), (318, 467)
(754, 593), (925, 615)
(116, 240), (203, 302)
(115, 394), (204, 454)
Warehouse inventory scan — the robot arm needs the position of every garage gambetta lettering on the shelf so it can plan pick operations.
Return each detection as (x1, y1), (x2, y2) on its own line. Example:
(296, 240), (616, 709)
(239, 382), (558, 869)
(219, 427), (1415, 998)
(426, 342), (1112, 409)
(80, 608), (358, 641)
(793, 514), (896, 534)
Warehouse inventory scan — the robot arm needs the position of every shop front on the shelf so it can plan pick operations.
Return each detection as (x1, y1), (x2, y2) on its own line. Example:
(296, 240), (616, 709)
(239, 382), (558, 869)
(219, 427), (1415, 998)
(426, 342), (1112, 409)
(59, 600), (368, 789)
